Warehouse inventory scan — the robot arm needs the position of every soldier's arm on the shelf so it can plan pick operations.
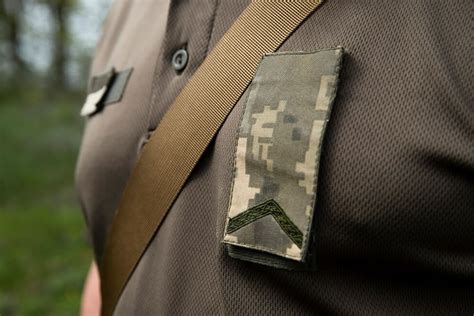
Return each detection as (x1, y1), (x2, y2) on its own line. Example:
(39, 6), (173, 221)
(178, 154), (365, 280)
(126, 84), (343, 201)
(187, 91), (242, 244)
(80, 260), (101, 316)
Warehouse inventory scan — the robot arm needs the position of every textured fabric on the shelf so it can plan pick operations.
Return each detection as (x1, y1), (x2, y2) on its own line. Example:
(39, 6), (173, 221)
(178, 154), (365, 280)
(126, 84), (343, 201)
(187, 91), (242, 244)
(224, 49), (343, 267)
(100, 2), (322, 313)
(75, 0), (474, 315)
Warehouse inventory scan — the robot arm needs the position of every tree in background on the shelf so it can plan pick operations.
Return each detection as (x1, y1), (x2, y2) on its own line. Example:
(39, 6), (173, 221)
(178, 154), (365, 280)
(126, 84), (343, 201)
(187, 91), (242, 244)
(0, 0), (79, 90)
(0, 0), (28, 77)
(42, 0), (78, 89)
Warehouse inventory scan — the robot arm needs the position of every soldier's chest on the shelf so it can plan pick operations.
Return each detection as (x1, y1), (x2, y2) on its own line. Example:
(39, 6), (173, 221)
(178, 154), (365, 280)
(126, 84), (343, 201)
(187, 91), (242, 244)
(76, 0), (473, 272)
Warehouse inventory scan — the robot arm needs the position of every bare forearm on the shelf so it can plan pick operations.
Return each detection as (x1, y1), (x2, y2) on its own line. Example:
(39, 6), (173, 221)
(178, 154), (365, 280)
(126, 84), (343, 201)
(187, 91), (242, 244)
(81, 260), (101, 316)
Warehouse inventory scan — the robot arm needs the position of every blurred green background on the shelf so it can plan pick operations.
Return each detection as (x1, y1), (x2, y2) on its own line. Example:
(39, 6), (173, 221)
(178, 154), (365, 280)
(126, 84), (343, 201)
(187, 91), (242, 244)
(0, 0), (110, 314)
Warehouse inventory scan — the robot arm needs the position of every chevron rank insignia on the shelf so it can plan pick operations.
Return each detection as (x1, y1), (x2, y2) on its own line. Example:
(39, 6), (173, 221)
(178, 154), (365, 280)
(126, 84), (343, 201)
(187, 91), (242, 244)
(223, 48), (344, 269)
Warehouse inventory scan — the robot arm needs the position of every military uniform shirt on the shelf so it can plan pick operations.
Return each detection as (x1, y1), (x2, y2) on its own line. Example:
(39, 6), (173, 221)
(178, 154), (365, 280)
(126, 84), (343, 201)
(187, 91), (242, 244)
(75, 0), (474, 314)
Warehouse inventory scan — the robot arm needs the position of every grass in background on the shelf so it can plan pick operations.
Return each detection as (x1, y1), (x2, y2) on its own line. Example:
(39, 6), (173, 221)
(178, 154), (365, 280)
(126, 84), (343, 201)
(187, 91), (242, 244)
(0, 86), (91, 315)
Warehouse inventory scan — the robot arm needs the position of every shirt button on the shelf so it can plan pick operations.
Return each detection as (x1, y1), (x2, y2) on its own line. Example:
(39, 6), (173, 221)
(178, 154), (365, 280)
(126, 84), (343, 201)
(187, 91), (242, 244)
(171, 48), (188, 71)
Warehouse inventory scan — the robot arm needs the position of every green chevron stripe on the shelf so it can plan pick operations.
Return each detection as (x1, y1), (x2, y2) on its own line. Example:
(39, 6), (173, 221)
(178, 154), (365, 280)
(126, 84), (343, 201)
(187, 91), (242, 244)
(227, 199), (303, 248)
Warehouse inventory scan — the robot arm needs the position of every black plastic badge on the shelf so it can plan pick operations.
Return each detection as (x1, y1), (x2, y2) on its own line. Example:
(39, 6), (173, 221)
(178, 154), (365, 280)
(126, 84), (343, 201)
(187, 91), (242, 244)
(103, 68), (133, 105)
(89, 67), (116, 94)
(80, 67), (133, 117)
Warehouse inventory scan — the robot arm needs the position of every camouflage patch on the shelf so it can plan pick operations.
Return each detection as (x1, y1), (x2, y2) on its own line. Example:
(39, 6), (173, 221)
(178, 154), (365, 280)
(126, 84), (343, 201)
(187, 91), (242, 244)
(223, 48), (344, 266)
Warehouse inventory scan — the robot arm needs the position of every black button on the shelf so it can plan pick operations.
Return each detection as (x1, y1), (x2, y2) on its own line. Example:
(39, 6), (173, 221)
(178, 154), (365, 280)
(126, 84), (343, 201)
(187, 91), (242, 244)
(172, 48), (188, 71)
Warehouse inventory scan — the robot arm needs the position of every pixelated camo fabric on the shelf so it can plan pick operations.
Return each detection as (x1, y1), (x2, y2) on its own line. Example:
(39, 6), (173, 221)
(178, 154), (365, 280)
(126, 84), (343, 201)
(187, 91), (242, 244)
(223, 48), (344, 267)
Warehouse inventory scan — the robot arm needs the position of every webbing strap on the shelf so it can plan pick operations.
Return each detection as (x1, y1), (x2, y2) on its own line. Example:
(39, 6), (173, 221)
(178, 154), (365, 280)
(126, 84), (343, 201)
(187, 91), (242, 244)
(100, 1), (322, 314)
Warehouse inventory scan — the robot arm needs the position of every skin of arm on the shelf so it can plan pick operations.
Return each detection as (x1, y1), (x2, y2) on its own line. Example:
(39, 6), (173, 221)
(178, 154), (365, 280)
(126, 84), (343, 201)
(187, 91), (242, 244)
(80, 260), (101, 316)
